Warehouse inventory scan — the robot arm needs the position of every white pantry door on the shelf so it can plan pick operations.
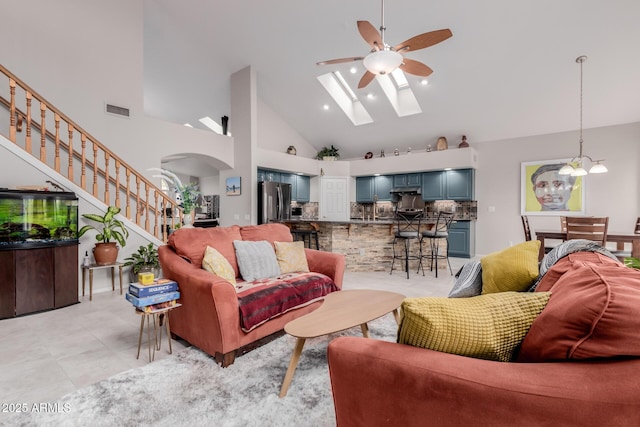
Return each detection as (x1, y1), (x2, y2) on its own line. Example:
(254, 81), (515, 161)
(320, 177), (349, 221)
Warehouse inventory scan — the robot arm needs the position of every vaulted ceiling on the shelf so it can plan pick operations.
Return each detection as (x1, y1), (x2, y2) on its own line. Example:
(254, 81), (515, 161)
(144, 0), (640, 161)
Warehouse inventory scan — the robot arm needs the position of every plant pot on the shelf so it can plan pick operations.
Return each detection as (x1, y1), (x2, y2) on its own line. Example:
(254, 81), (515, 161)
(93, 242), (119, 265)
(322, 156), (337, 161)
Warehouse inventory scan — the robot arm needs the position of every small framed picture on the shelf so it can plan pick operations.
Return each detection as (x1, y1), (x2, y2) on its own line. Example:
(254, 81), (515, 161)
(226, 176), (241, 196)
(521, 159), (585, 216)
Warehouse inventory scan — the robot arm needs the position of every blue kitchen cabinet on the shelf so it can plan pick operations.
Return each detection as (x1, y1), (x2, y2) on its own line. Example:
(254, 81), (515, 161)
(296, 175), (310, 202)
(446, 169), (475, 200)
(393, 173), (421, 188)
(422, 169), (474, 201)
(448, 221), (475, 258)
(276, 172), (311, 202)
(421, 171), (446, 201)
(374, 175), (394, 201)
(357, 175), (393, 202)
(356, 176), (375, 202)
(280, 173), (296, 194)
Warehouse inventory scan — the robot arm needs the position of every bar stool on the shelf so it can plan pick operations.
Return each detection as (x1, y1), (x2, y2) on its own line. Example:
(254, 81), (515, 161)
(290, 222), (319, 249)
(421, 211), (454, 278)
(390, 210), (424, 279)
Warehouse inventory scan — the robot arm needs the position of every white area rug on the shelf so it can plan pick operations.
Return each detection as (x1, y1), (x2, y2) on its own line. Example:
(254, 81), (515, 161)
(9, 315), (398, 427)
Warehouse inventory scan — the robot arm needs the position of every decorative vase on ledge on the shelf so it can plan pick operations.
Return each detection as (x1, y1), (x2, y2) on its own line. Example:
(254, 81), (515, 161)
(183, 211), (195, 228)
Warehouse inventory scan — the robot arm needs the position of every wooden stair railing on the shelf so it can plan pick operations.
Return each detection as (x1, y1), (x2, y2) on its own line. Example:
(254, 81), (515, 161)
(0, 63), (181, 242)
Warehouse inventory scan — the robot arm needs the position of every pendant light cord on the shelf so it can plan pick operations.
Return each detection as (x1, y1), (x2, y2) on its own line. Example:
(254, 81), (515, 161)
(579, 56), (584, 158)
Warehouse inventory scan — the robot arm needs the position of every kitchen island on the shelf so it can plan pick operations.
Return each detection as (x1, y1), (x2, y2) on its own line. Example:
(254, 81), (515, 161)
(283, 218), (447, 273)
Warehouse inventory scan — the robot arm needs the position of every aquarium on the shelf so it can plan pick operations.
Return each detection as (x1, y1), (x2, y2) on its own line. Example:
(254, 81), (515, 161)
(0, 190), (79, 249)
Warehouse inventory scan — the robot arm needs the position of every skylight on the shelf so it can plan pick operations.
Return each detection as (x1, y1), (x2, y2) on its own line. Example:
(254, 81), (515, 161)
(333, 71), (358, 102)
(390, 69), (409, 89)
(198, 116), (223, 134)
(376, 74), (422, 117)
(317, 73), (373, 126)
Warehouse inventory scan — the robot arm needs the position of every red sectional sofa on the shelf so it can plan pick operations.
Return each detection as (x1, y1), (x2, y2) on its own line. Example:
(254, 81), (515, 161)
(159, 223), (346, 366)
(328, 251), (640, 426)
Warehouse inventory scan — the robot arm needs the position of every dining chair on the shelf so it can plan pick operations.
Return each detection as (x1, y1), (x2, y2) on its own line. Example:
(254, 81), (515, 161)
(521, 215), (532, 241)
(560, 216), (567, 232)
(565, 216), (609, 246)
(522, 215), (556, 253)
(609, 216), (640, 261)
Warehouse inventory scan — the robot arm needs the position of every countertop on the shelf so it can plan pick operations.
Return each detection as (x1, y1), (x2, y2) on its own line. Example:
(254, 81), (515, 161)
(284, 218), (394, 224)
(282, 217), (474, 225)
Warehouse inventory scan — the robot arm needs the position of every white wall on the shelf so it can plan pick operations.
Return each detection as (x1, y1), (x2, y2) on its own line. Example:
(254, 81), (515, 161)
(474, 122), (640, 255)
(257, 99), (317, 159)
(2, 0), (235, 188)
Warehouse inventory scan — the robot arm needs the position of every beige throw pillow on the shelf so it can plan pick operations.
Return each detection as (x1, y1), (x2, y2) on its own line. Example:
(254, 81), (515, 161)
(274, 241), (310, 274)
(202, 245), (237, 286)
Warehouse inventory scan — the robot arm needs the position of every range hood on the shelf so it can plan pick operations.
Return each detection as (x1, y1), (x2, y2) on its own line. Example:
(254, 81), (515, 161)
(389, 187), (421, 194)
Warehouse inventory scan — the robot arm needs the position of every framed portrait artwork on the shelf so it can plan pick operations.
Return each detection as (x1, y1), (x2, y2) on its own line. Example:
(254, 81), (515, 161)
(521, 159), (585, 216)
(226, 176), (241, 196)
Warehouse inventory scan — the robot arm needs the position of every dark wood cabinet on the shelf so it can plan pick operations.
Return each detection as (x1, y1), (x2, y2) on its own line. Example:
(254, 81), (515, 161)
(55, 244), (79, 308)
(0, 251), (15, 319)
(15, 248), (54, 316)
(0, 244), (78, 319)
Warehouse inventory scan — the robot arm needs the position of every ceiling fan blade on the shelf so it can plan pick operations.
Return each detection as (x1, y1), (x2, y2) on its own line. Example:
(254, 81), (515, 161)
(358, 71), (376, 89)
(357, 20), (383, 50)
(394, 28), (453, 53)
(316, 57), (364, 66)
(399, 58), (433, 77)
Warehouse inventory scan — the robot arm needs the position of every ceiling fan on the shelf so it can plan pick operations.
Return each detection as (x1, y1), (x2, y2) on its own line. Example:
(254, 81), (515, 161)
(317, 0), (453, 88)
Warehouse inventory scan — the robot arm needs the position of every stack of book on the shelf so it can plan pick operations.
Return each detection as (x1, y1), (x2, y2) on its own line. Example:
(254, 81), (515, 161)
(125, 278), (180, 313)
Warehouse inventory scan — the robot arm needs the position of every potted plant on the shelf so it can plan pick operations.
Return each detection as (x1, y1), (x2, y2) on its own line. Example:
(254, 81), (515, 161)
(123, 243), (160, 282)
(316, 145), (340, 161)
(149, 168), (202, 227)
(78, 205), (129, 265)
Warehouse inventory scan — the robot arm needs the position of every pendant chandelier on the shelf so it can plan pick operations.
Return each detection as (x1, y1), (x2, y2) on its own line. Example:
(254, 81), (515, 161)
(558, 56), (607, 176)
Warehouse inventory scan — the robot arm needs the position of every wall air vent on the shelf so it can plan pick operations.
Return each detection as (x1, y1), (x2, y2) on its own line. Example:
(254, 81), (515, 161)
(105, 103), (130, 118)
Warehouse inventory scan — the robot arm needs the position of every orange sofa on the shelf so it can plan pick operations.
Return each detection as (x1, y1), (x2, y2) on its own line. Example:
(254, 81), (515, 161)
(328, 252), (640, 426)
(159, 223), (345, 366)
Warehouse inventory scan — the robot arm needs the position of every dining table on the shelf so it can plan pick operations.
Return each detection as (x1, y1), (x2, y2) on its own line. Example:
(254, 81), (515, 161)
(535, 230), (640, 261)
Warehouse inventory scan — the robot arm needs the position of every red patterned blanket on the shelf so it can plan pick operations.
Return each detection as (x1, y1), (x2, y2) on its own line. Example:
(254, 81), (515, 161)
(236, 272), (338, 332)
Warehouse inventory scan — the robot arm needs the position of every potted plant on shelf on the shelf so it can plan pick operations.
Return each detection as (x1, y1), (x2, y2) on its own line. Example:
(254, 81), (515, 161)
(149, 168), (202, 227)
(78, 205), (129, 265)
(316, 145), (340, 161)
(123, 243), (160, 282)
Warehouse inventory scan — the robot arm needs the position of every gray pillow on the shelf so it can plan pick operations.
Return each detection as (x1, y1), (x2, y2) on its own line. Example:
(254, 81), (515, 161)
(448, 261), (483, 298)
(233, 240), (281, 282)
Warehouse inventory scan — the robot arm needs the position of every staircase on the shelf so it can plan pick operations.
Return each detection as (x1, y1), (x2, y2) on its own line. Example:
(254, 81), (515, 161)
(0, 64), (180, 242)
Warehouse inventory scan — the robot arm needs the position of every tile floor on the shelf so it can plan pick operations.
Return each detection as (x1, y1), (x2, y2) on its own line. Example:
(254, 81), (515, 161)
(0, 258), (467, 413)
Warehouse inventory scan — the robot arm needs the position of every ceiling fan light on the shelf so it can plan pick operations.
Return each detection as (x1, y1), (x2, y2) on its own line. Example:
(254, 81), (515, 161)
(558, 164), (575, 175)
(589, 162), (608, 174)
(363, 50), (403, 75)
(571, 167), (588, 177)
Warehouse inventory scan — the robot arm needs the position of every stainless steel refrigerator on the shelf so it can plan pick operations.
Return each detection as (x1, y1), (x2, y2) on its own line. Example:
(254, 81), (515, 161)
(258, 181), (292, 224)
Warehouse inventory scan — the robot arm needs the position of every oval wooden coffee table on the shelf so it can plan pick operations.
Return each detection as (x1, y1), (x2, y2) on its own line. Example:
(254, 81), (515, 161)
(279, 289), (405, 397)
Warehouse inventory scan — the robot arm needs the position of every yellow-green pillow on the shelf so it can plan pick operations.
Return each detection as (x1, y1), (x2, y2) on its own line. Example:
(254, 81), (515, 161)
(398, 292), (551, 362)
(202, 245), (237, 286)
(481, 240), (540, 294)
(274, 241), (310, 274)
